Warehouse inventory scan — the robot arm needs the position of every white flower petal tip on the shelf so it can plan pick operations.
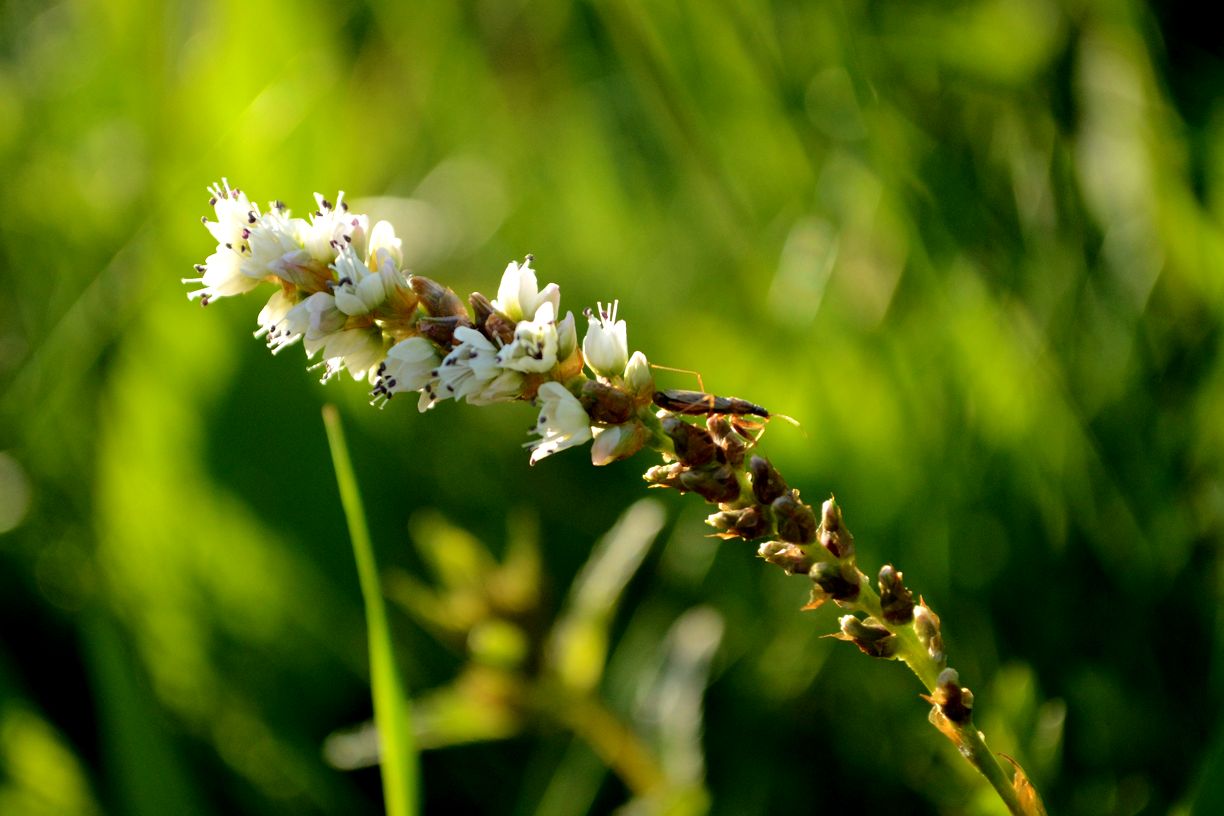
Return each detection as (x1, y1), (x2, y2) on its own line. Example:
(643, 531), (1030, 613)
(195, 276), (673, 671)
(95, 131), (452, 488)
(493, 256), (561, 322)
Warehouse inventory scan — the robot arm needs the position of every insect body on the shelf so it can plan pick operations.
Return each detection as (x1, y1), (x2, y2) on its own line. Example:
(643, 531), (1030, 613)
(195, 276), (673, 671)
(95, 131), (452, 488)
(652, 389), (770, 419)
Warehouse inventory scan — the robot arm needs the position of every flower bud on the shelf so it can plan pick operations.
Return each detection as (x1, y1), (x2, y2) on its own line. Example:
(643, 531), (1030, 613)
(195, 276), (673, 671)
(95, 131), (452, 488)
(706, 505), (771, 540)
(913, 600), (945, 666)
(662, 416), (717, 467)
(809, 561), (860, 602)
(758, 540), (813, 575)
(580, 381), (635, 425)
(833, 615), (897, 658)
(417, 315), (473, 348)
(772, 490), (817, 544)
(623, 351), (654, 399)
(749, 456), (788, 504)
(556, 310), (578, 361)
(643, 462), (687, 490)
(708, 417), (749, 467)
(590, 421), (647, 466)
(931, 668), (973, 724)
(819, 496), (854, 559)
(878, 565), (915, 624)
(411, 275), (467, 317)
(470, 291), (495, 327)
(679, 463), (740, 504)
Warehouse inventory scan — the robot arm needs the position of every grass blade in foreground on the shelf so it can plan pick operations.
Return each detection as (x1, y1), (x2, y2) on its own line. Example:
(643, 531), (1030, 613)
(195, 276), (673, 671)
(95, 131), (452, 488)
(323, 404), (418, 816)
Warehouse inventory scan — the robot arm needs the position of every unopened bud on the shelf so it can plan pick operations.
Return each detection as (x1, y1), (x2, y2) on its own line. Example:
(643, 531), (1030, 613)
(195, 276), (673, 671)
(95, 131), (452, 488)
(590, 421), (647, 466)
(470, 291), (495, 327)
(772, 490), (817, 544)
(833, 615), (897, 658)
(706, 505), (772, 540)
(707, 416), (748, 467)
(758, 540), (813, 575)
(411, 275), (467, 317)
(749, 456), (788, 504)
(809, 561), (860, 602)
(556, 310), (578, 360)
(679, 463), (741, 504)
(878, 565), (915, 624)
(623, 351), (654, 399)
(643, 462), (687, 490)
(913, 600), (945, 666)
(662, 416), (717, 467)
(819, 497), (854, 559)
(581, 381), (636, 425)
(485, 312), (516, 345)
(417, 315), (473, 348)
(932, 668), (973, 724)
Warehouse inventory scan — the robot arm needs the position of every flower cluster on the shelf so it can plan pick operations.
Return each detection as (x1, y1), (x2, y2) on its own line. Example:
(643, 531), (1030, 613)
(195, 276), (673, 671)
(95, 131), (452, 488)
(187, 182), (1043, 812)
(187, 182), (657, 465)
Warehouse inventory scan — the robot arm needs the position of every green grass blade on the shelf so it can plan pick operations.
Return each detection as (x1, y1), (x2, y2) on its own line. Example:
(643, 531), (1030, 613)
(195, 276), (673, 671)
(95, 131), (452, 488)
(322, 404), (418, 816)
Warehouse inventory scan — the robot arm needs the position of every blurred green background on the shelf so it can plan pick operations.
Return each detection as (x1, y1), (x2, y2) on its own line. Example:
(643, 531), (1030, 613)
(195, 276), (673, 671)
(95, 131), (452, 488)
(3, 0), (1223, 813)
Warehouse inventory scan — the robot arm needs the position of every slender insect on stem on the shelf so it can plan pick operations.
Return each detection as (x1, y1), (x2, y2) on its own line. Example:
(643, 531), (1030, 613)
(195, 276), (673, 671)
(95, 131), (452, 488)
(652, 389), (771, 418)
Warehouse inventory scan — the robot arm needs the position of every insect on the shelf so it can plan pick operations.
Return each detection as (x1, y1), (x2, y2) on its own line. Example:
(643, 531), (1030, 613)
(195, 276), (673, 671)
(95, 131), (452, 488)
(649, 364), (801, 440)
(652, 389), (771, 419)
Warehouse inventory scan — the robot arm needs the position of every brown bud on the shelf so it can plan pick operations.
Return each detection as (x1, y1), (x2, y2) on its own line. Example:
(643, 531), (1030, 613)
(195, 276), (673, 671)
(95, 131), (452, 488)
(878, 565), (915, 624)
(679, 463), (741, 504)
(810, 561), (860, 602)
(832, 615), (897, 658)
(819, 497), (854, 559)
(749, 456), (788, 504)
(913, 600), (945, 666)
(485, 313), (516, 345)
(662, 416), (717, 467)
(758, 540), (814, 575)
(411, 276), (467, 317)
(707, 416), (748, 467)
(706, 505), (772, 540)
(580, 381), (635, 425)
(469, 291), (495, 326)
(417, 315), (473, 348)
(772, 490), (817, 544)
(930, 668), (973, 724)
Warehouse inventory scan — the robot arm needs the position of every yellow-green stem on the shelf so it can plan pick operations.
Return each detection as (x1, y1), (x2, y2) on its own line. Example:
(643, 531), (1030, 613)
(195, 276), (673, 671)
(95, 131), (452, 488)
(852, 581), (1025, 815)
(323, 405), (418, 816)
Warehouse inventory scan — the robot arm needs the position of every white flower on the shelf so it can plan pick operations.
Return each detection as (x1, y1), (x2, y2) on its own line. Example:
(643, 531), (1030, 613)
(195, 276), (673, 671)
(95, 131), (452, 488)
(331, 244), (388, 316)
(496, 301), (559, 374)
(423, 327), (524, 410)
(183, 180), (264, 303)
(371, 337), (441, 408)
(527, 382), (593, 465)
(367, 220), (403, 270)
(245, 206), (308, 279)
(492, 257), (560, 322)
(300, 191), (368, 263)
(254, 289), (311, 354)
(582, 301), (628, 379)
(314, 328), (386, 382)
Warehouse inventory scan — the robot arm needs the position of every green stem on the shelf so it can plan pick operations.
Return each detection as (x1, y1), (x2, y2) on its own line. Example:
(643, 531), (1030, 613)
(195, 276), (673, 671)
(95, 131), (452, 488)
(852, 582), (1025, 815)
(323, 405), (418, 816)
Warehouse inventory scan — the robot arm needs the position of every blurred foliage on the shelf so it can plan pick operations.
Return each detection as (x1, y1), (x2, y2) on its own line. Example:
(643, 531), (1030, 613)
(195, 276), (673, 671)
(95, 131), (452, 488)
(2, 0), (1223, 813)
